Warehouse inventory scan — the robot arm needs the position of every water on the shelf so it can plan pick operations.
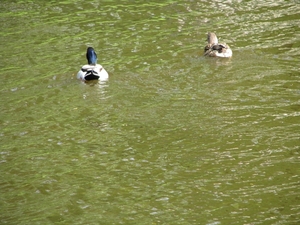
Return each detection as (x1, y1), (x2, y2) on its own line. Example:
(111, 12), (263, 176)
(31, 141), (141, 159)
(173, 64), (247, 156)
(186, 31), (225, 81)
(0, 0), (299, 224)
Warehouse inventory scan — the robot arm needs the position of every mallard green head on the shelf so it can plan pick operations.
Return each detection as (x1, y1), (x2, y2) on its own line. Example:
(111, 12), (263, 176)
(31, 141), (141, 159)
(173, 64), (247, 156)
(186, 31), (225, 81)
(86, 47), (97, 65)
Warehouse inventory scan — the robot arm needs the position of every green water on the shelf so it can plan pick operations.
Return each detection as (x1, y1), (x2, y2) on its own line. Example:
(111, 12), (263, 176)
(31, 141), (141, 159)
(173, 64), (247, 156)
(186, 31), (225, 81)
(1, 0), (299, 224)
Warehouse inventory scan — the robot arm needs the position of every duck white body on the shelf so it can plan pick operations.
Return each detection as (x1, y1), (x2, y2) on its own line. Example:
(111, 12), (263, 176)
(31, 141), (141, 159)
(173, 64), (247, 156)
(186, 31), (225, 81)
(77, 47), (109, 81)
(77, 64), (109, 81)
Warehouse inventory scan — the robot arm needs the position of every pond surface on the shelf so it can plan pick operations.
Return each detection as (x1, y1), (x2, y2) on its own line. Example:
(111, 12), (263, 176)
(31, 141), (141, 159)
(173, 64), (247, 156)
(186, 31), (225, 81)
(0, 0), (299, 224)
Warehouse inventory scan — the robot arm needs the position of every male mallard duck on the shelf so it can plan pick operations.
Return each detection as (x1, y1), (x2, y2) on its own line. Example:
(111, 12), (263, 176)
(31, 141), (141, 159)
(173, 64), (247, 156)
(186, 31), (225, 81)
(77, 47), (109, 81)
(204, 32), (232, 58)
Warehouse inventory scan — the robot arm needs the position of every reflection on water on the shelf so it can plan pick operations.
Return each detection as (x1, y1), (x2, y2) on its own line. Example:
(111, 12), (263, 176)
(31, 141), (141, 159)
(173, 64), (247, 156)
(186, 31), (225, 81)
(0, 0), (299, 224)
(80, 80), (110, 100)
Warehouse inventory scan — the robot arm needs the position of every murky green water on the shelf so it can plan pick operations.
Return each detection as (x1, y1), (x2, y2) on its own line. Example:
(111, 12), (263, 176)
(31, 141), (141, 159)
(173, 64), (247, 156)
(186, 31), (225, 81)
(1, 0), (299, 224)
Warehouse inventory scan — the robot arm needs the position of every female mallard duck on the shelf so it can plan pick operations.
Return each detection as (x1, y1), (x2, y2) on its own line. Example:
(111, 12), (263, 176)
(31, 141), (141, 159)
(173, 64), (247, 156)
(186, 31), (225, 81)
(77, 47), (109, 81)
(204, 32), (232, 58)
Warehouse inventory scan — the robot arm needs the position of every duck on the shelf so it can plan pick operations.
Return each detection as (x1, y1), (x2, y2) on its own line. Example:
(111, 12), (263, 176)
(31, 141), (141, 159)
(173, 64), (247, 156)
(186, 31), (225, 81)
(204, 32), (232, 58)
(77, 47), (109, 81)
